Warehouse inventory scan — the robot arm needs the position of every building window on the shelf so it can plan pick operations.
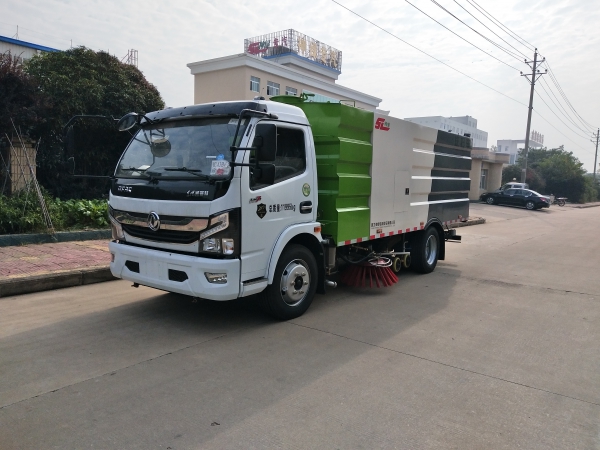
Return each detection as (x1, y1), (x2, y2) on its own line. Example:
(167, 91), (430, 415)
(302, 89), (339, 103)
(480, 168), (488, 190)
(250, 76), (260, 92)
(267, 81), (280, 96)
(285, 86), (297, 96)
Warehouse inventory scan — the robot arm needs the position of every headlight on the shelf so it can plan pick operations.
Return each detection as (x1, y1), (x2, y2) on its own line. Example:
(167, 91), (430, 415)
(199, 212), (229, 240)
(202, 238), (221, 253)
(199, 209), (240, 257)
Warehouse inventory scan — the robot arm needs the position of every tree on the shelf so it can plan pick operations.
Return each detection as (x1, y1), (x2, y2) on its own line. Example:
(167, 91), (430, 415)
(502, 164), (521, 184)
(514, 146), (595, 203)
(0, 51), (52, 142)
(24, 47), (165, 198)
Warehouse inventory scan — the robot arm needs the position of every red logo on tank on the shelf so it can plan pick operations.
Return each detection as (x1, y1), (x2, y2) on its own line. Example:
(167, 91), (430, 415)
(375, 117), (390, 131)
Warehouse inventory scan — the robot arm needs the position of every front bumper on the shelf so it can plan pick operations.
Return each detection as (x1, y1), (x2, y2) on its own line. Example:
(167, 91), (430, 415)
(109, 241), (240, 300)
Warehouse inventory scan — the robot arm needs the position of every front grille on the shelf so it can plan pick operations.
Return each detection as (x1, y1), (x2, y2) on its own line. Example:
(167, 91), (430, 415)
(122, 224), (199, 245)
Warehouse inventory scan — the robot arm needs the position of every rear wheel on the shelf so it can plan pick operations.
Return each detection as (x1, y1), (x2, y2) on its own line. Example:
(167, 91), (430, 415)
(260, 245), (318, 320)
(557, 198), (566, 207)
(486, 197), (495, 205)
(526, 201), (535, 210)
(411, 227), (440, 274)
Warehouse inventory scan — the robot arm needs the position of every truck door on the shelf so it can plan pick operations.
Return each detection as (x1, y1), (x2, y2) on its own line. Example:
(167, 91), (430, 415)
(240, 123), (316, 282)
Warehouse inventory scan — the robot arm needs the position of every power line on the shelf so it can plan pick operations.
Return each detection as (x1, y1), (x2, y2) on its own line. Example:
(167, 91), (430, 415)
(451, 0), (530, 60)
(464, 0), (536, 51)
(534, 108), (593, 155)
(330, 0), (595, 163)
(404, 0), (522, 71)
(542, 60), (598, 131)
(429, 0), (525, 63)
(535, 90), (593, 141)
(537, 77), (595, 135)
(329, 0), (527, 107)
(448, 1), (598, 139)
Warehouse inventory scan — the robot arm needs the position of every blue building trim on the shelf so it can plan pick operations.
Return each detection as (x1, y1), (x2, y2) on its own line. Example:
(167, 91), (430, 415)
(0, 35), (60, 53)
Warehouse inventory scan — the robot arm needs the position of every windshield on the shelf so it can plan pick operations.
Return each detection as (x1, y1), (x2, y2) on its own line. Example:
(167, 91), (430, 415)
(115, 117), (248, 179)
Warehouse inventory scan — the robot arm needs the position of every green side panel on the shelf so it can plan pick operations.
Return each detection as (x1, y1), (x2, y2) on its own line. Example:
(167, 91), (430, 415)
(272, 97), (374, 244)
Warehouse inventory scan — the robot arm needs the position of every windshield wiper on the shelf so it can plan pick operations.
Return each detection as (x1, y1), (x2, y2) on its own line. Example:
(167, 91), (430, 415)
(162, 167), (208, 179)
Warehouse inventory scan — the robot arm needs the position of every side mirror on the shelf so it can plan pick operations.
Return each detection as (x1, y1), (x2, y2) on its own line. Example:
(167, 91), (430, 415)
(150, 136), (171, 157)
(117, 112), (139, 131)
(253, 124), (277, 162)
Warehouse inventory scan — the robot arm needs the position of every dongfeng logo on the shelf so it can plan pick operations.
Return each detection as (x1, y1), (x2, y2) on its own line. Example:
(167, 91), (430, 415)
(147, 212), (161, 231)
(375, 118), (390, 131)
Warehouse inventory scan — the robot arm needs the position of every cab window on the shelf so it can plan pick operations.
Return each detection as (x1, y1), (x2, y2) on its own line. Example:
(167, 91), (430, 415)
(250, 126), (306, 189)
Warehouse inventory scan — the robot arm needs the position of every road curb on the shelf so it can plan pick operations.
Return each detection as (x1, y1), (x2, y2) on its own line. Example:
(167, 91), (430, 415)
(0, 267), (115, 298)
(569, 203), (600, 209)
(0, 230), (111, 248)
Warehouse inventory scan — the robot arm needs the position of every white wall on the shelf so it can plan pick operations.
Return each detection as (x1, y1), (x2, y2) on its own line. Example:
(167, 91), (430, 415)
(404, 115), (488, 148)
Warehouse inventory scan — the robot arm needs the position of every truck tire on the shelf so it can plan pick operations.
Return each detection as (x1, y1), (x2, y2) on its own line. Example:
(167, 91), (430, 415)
(260, 245), (318, 320)
(411, 227), (440, 274)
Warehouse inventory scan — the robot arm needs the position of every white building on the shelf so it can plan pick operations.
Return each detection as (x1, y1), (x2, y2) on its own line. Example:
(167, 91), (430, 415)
(187, 29), (381, 110)
(496, 131), (544, 165)
(403, 115), (488, 149)
(0, 35), (59, 62)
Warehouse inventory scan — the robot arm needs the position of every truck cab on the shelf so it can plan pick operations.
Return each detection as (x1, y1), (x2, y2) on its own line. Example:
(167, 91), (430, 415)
(109, 100), (323, 318)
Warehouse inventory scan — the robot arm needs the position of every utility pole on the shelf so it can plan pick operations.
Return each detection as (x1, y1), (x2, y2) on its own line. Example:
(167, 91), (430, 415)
(520, 49), (547, 183)
(592, 128), (599, 182)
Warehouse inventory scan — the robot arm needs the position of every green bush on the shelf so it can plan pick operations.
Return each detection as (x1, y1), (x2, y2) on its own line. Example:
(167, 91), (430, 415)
(56, 198), (109, 229)
(0, 190), (49, 234)
(0, 189), (108, 234)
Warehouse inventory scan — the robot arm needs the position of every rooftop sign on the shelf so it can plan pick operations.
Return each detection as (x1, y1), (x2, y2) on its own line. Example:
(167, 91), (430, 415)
(244, 29), (342, 72)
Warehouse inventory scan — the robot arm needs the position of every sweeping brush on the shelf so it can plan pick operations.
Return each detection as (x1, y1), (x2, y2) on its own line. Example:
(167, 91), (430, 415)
(339, 257), (399, 288)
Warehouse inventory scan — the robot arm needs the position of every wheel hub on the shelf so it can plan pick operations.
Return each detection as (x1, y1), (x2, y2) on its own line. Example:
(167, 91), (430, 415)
(280, 260), (310, 306)
(425, 234), (438, 266)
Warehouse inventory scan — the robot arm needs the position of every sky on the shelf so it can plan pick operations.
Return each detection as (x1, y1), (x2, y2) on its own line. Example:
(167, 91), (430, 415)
(1, 0), (599, 172)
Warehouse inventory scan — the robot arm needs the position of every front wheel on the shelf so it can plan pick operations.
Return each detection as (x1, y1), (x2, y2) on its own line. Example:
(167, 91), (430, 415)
(411, 227), (440, 274)
(486, 197), (495, 205)
(526, 201), (536, 210)
(260, 245), (318, 320)
(557, 199), (566, 207)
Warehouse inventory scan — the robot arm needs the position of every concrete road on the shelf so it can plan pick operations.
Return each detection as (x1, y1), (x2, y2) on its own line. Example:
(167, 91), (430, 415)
(1, 204), (598, 449)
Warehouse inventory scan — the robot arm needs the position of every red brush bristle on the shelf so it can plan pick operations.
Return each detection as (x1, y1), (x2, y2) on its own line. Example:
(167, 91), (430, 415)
(340, 263), (399, 288)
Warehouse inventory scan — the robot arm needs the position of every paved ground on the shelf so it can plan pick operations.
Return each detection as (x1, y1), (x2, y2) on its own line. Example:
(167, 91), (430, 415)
(0, 204), (598, 449)
(0, 240), (110, 278)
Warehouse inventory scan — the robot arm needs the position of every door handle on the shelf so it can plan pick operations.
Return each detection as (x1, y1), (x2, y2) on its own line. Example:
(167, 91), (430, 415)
(300, 201), (312, 214)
